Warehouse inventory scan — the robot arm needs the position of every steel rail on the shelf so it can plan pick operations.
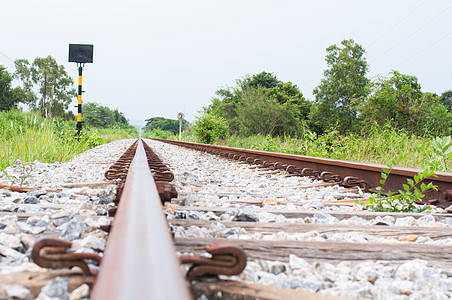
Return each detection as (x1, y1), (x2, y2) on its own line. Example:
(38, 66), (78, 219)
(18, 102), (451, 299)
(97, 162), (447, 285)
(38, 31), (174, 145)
(152, 139), (452, 207)
(91, 139), (191, 300)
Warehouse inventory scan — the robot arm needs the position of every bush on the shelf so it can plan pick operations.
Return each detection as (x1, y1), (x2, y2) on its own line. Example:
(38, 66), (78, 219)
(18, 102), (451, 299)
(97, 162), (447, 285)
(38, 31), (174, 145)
(193, 113), (229, 144)
(142, 128), (175, 140)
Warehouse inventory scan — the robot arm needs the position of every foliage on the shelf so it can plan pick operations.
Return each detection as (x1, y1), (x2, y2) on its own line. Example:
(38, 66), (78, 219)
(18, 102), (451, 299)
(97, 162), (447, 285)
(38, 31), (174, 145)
(429, 136), (452, 172)
(2, 161), (35, 186)
(207, 123), (452, 173)
(0, 65), (29, 111)
(192, 112), (229, 144)
(83, 102), (132, 129)
(440, 90), (452, 112)
(237, 71), (280, 90)
(14, 56), (76, 119)
(235, 87), (302, 136)
(144, 117), (188, 135)
(206, 71), (310, 137)
(361, 155), (435, 213)
(361, 72), (452, 136)
(142, 128), (176, 140)
(0, 110), (132, 170)
(312, 39), (370, 134)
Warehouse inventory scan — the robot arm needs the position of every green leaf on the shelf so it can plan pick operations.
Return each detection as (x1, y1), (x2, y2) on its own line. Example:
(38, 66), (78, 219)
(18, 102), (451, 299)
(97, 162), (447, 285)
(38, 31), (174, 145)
(407, 178), (414, 187)
(422, 168), (431, 178)
(414, 175), (420, 184)
(379, 179), (386, 185)
(403, 184), (410, 191)
(381, 173), (387, 179)
(420, 182), (427, 191)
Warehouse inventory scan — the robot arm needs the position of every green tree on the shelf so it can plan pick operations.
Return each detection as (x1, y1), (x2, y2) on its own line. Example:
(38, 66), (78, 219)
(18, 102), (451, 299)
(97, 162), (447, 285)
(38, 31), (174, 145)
(206, 71), (310, 137)
(144, 117), (188, 134)
(0, 66), (29, 111)
(238, 71), (280, 90)
(193, 112), (229, 144)
(14, 56), (76, 118)
(361, 71), (451, 136)
(440, 90), (452, 112)
(83, 102), (131, 128)
(311, 39), (370, 134)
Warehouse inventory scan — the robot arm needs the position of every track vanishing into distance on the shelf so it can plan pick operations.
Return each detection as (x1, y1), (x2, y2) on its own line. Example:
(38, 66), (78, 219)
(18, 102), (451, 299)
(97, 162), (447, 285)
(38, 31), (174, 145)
(1, 138), (452, 299)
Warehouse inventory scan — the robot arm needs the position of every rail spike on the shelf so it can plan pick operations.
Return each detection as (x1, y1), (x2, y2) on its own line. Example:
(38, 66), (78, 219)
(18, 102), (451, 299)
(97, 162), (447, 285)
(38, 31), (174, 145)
(32, 238), (102, 286)
(343, 176), (371, 190)
(320, 171), (342, 183)
(179, 243), (247, 282)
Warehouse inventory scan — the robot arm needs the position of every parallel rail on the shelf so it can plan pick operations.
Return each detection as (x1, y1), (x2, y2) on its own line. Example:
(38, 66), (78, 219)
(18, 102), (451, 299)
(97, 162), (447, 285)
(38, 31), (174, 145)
(153, 139), (452, 208)
(90, 139), (191, 299)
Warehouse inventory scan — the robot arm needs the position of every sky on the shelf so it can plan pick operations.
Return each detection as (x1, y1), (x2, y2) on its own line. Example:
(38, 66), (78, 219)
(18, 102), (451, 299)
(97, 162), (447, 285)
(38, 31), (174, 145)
(1, 0), (451, 125)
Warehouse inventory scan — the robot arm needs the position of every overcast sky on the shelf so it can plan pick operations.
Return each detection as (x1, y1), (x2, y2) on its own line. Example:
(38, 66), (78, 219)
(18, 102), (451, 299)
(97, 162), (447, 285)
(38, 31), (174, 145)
(1, 0), (451, 125)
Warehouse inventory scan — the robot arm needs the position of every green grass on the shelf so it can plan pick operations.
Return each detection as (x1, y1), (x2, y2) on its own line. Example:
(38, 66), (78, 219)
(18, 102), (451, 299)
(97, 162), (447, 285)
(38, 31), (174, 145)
(0, 110), (138, 170)
(180, 125), (451, 172)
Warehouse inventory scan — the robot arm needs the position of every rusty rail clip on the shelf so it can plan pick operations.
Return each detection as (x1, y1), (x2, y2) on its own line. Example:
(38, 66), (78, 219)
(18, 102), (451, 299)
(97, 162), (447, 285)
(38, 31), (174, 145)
(179, 243), (247, 281)
(32, 238), (102, 286)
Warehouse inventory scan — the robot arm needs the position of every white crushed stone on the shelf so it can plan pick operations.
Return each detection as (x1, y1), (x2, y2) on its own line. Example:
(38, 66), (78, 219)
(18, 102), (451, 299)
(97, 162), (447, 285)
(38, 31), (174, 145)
(0, 139), (135, 298)
(145, 139), (452, 299)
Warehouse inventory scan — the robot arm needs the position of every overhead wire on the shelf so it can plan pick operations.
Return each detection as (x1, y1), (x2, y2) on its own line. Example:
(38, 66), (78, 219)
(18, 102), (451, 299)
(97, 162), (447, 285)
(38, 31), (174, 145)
(367, 0), (428, 48)
(395, 30), (452, 68)
(371, 3), (452, 63)
(0, 48), (15, 67)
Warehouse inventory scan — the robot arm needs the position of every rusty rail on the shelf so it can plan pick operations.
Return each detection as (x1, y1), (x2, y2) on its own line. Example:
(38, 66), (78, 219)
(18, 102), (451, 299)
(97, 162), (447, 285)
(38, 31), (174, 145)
(91, 139), (191, 299)
(152, 139), (452, 208)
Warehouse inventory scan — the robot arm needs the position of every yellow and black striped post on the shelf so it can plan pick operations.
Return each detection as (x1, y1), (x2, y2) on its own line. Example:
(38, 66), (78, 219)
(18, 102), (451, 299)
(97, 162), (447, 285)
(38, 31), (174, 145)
(76, 64), (83, 135)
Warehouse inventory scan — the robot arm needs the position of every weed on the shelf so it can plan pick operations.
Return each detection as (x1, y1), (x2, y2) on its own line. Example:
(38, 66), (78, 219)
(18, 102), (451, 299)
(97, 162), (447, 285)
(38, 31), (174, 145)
(360, 154), (436, 213)
(429, 136), (452, 172)
(1, 160), (35, 186)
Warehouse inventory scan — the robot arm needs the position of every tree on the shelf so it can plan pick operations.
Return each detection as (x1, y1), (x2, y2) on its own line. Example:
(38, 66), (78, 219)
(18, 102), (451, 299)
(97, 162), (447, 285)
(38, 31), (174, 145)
(144, 117), (188, 134)
(440, 90), (452, 112)
(206, 71), (310, 137)
(311, 39), (370, 134)
(236, 87), (287, 136)
(238, 71), (280, 90)
(83, 102), (131, 128)
(0, 65), (28, 111)
(361, 71), (451, 136)
(193, 112), (229, 144)
(14, 56), (76, 118)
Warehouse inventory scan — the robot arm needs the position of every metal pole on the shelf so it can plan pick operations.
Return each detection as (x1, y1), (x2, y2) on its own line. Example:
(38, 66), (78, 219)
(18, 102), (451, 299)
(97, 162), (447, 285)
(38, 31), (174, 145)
(179, 118), (182, 141)
(76, 64), (83, 135)
(42, 73), (47, 118)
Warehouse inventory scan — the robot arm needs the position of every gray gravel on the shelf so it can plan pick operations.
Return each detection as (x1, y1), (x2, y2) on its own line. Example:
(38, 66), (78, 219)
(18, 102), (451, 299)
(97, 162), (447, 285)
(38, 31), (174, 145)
(145, 139), (452, 299)
(0, 139), (135, 299)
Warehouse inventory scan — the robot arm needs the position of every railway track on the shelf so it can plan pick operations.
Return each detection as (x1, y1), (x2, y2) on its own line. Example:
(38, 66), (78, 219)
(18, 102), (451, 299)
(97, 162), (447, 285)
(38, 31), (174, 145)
(0, 138), (451, 299)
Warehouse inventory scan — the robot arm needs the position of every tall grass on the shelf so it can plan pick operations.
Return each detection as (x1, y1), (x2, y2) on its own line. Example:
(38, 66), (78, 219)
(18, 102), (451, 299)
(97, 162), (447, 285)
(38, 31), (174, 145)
(199, 126), (451, 172)
(0, 110), (137, 170)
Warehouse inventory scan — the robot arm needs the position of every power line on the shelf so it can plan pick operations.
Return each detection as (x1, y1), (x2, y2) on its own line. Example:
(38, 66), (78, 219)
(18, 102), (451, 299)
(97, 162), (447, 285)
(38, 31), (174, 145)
(368, 0), (428, 48)
(0, 49), (15, 67)
(371, 3), (452, 63)
(395, 30), (452, 68)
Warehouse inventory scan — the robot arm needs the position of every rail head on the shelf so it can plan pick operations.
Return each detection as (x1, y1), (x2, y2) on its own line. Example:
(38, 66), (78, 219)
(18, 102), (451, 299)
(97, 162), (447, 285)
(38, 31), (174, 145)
(151, 138), (452, 206)
(91, 140), (191, 300)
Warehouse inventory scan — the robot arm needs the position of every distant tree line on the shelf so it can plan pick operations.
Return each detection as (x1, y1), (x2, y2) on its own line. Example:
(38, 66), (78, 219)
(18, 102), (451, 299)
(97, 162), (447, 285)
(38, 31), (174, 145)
(144, 117), (189, 134)
(0, 56), (133, 129)
(194, 39), (452, 143)
(83, 102), (131, 129)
